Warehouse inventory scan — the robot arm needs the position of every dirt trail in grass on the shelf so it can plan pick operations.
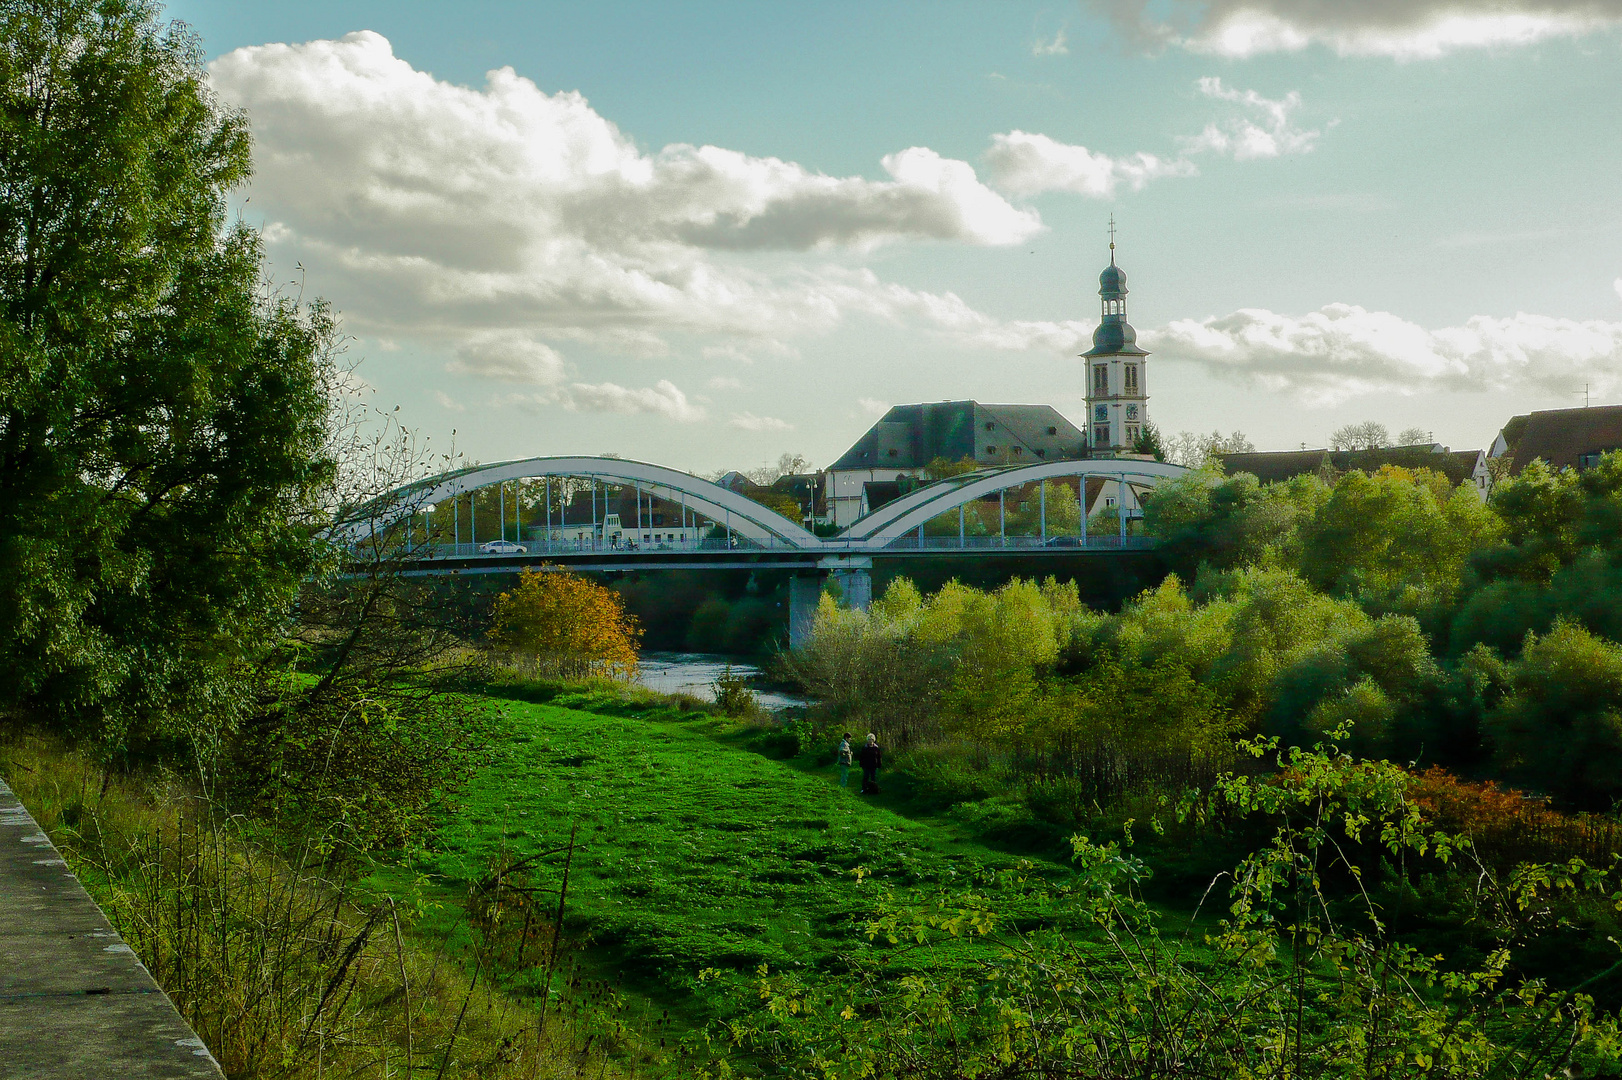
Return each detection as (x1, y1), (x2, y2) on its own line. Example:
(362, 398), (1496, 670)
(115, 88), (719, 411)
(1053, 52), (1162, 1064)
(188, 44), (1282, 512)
(415, 691), (1076, 1020)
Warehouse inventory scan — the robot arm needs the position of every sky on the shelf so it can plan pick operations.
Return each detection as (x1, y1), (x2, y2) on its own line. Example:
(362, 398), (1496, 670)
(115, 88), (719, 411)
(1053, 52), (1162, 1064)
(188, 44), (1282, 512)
(169, 0), (1622, 474)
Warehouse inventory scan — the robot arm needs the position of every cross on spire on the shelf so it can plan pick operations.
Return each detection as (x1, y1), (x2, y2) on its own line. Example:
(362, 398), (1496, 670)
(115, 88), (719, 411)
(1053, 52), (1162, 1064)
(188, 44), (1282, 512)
(1108, 214), (1116, 264)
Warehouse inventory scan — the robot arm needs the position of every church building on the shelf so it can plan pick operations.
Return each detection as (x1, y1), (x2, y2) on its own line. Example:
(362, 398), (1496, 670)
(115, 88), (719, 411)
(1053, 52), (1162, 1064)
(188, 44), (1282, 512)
(820, 233), (1155, 526)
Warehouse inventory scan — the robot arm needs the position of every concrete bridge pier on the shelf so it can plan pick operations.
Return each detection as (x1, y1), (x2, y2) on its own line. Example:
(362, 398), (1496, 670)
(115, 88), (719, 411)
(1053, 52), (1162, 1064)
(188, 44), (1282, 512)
(830, 566), (873, 611)
(787, 556), (874, 650)
(788, 574), (821, 650)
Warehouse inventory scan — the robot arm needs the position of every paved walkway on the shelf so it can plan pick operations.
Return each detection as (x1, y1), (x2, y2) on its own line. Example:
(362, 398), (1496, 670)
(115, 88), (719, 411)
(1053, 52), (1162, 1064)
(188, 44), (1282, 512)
(0, 776), (223, 1080)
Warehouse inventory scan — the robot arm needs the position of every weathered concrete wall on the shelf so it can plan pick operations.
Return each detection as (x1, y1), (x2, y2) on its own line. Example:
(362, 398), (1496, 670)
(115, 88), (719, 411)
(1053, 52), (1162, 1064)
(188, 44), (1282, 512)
(0, 777), (224, 1080)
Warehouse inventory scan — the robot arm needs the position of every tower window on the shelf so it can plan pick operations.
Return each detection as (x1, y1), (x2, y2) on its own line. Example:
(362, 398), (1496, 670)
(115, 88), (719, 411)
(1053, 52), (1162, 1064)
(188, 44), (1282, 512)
(1093, 365), (1108, 395)
(1124, 365), (1139, 393)
(1126, 424), (1140, 446)
(1093, 425), (1110, 446)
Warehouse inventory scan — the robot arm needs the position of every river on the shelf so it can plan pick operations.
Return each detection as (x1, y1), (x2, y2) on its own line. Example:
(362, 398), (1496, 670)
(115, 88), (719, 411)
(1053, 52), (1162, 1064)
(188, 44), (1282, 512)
(636, 651), (808, 711)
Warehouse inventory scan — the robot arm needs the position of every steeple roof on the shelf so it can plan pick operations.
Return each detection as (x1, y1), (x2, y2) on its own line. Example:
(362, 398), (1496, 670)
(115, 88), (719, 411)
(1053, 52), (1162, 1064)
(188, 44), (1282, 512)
(1082, 253), (1146, 358)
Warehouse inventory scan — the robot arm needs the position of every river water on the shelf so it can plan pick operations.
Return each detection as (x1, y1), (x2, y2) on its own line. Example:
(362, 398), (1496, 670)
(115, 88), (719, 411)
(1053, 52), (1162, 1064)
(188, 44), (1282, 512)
(636, 651), (808, 711)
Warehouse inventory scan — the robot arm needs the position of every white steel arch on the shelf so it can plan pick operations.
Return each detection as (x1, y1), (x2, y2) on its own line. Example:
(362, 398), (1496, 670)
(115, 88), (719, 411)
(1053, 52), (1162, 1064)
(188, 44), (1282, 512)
(339, 456), (820, 548)
(847, 458), (1188, 548)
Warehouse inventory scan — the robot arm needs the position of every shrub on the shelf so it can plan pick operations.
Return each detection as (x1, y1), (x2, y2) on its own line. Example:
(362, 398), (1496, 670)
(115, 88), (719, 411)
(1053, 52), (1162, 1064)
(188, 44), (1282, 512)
(490, 569), (641, 680)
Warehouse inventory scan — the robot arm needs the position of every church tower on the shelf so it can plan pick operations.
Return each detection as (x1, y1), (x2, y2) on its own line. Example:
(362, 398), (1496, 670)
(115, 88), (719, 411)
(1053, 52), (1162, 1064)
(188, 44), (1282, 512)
(1082, 221), (1149, 457)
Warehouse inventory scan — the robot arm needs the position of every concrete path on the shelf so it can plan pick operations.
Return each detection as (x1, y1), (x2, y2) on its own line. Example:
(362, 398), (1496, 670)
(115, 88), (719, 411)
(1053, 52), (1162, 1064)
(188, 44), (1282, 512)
(0, 776), (224, 1080)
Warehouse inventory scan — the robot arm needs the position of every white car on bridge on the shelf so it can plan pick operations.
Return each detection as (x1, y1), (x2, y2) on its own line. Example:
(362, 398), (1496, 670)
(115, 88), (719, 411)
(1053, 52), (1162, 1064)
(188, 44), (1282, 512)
(479, 539), (527, 554)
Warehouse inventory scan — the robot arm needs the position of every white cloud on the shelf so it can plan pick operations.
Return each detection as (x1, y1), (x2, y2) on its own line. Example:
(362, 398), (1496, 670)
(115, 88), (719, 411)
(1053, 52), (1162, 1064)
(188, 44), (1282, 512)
(707, 376), (744, 390)
(1032, 28), (1070, 55)
(446, 332), (566, 384)
(1147, 303), (1622, 405)
(1182, 78), (1320, 159)
(985, 78), (1318, 198)
(985, 131), (1195, 199)
(433, 389), (466, 412)
(554, 379), (705, 421)
(207, 30), (1074, 397)
(857, 397), (890, 416)
(1614, 277), (1622, 300)
(729, 412), (794, 432)
(701, 340), (801, 365)
(1092, 0), (1622, 59)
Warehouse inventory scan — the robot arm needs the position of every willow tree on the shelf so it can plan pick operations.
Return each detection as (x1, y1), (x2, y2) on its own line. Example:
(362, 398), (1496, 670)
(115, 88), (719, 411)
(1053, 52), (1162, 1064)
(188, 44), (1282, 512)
(0, 0), (338, 754)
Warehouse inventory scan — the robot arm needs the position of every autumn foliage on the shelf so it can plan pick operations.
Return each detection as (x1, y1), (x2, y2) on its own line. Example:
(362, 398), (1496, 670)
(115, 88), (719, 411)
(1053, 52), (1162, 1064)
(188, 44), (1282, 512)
(490, 569), (642, 680)
(1409, 765), (1622, 866)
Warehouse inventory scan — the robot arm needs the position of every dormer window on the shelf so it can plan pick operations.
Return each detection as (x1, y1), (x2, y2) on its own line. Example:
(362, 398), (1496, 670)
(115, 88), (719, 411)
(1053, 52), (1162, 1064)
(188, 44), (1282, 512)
(1012, 446), (1023, 455)
(984, 421), (995, 431)
(985, 445), (997, 454)
(1046, 426), (1057, 436)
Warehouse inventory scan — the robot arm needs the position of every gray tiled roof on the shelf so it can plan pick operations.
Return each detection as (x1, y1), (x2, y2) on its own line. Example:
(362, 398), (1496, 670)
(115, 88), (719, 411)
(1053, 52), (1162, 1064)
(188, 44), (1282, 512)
(827, 401), (1086, 471)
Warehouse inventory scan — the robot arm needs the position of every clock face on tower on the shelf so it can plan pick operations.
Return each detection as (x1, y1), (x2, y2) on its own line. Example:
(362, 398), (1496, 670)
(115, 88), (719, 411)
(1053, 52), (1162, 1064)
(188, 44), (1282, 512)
(1126, 405), (1139, 420)
(1094, 404), (1108, 422)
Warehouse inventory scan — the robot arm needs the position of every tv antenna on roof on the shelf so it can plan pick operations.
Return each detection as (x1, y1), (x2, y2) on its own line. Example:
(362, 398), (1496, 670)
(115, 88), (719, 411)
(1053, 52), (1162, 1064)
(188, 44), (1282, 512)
(1576, 383), (1591, 408)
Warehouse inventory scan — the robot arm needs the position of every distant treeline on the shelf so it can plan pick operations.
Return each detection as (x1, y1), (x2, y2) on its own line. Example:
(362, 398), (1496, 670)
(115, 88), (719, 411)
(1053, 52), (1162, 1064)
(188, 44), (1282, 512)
(792, 455), (1622, 813)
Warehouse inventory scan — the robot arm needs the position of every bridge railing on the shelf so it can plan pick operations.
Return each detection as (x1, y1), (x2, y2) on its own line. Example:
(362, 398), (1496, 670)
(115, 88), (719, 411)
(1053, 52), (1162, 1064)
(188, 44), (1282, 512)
(375, 534), (1156, 559)
(397, 537), (807, 559)
(874, 534), (1157, 551)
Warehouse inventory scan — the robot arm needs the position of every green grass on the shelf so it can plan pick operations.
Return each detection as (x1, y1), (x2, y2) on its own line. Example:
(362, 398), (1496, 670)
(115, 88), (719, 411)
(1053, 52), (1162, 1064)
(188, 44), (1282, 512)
(393, 688), (1088, 1028)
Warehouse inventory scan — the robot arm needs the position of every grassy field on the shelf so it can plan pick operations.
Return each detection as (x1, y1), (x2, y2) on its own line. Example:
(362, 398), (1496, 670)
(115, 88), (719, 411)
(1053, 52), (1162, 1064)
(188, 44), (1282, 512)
(388, 686), (1095, 1033)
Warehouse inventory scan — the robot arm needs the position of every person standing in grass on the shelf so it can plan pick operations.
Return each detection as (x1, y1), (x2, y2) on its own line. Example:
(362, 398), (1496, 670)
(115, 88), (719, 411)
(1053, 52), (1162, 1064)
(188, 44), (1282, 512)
(857, 733), (882, 794)
(836, 732), (854, 787)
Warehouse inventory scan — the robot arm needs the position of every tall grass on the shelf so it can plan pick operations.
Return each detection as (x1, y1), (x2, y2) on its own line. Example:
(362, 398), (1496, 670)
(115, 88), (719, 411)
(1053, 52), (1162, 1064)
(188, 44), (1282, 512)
(0, 728), (642, 1079)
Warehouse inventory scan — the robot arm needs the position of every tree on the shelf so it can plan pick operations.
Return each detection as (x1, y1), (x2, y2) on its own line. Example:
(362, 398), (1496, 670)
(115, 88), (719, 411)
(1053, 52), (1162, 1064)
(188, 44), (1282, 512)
(741, 452), (809, 487)
(489, 569), (641, 680)
(1397, 426), (1431, 446)
(1131, 419), (1165, 460)
(1162, 429), (1254, 467)
(0, 0), (337, 754)
(747, 490), (803, 520)
(1298, 466), (1502, 606)
(1488, 619), (1622, 809)
(1329, 421), (1391, 450)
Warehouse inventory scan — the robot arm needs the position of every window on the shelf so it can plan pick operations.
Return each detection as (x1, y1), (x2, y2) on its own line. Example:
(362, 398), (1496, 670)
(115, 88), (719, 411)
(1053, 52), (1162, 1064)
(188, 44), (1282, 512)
(1046, 426), (1058, 435)
(887, 448), (899, 458)
(1578, 449), (1619, 470)
(1124, 365), (1139, 393)
(1093, 365), (1108, 395)
(984, 421), (995, 431)
(1126, 424), (1139, 446)
(1012, 446), (1023, 455)
(985, 445), (997, 454)
(1093, 425), (1110, 446)
(1035, 449), (1046, 458)
(1104, 496), (1117, 508)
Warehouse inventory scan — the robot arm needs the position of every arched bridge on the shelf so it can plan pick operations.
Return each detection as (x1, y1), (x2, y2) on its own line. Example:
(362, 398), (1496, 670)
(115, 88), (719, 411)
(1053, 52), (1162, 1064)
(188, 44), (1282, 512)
(340, 455), (1185, 644)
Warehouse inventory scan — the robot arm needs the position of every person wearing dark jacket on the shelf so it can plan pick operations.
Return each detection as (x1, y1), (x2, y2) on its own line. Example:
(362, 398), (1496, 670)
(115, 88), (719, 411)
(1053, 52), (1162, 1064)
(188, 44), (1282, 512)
(857, 733), (881, 794)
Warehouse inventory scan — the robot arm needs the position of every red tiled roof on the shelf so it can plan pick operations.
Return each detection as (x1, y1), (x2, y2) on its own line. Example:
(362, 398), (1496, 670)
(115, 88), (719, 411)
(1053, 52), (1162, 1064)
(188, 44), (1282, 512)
(1504, 405), (1622, 474)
